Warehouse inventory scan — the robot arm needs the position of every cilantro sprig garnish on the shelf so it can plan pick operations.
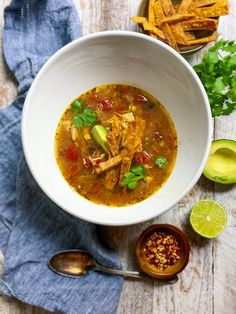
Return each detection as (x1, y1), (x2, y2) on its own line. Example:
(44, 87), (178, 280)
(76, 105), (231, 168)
(120, 166), (145, 189)
(71, 99), (97, 128)
(193, 40), (236, 117)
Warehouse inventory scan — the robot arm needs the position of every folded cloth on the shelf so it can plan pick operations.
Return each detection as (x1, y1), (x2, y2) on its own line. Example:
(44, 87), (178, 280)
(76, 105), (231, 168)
(0, 1), (123, 313)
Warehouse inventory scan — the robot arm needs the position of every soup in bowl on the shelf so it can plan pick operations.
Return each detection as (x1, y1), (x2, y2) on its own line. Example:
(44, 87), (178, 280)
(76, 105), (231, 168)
(22, 31), (212, 226)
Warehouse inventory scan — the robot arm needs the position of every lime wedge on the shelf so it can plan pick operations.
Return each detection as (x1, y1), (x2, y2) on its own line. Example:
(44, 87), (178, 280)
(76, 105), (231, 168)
(190, 199), (227, 238)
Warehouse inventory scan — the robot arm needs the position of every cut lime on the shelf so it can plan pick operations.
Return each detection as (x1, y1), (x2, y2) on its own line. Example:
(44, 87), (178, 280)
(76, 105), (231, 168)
(190, 199), (227, 238)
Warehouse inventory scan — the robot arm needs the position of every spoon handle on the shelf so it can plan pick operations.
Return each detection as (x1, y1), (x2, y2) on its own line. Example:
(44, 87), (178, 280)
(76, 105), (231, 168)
(95, 264), (145, 279)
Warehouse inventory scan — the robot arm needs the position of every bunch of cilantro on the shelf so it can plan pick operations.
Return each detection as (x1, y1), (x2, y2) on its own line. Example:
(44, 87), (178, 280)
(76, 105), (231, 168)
(193, 40), (236, 117)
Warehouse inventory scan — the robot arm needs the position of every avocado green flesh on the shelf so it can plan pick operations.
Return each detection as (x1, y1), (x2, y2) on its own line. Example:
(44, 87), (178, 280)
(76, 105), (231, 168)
(91, 125), (110, 154)
(203, 139), (236, 184)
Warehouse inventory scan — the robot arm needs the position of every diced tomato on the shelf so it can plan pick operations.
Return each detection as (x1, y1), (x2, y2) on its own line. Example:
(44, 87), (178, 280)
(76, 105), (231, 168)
(65, 145), (79, 162)
(133, 94), (148, 104)
(134, 151), (152, 165)
(97, 99), (113, 111)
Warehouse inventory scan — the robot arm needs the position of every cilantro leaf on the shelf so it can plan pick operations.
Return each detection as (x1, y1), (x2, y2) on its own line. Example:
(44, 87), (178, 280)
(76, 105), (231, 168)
(193, 40), (236, 116)
(155, 156), (168, 168)
(120, 167), (145, 189)
(72, 107), (97, 128)
(130, 165), (145, 176)
(71, 99), (83, 111)
(72, 116), (83, 128)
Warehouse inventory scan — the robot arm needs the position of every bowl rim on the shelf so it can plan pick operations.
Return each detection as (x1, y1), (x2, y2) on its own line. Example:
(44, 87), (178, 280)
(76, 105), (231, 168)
(21, 30), (213, 226)
(136, 223), (190, 278)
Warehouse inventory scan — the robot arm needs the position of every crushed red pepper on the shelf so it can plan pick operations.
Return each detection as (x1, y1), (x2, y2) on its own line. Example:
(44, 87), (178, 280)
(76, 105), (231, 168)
(144, 231), (181, 270)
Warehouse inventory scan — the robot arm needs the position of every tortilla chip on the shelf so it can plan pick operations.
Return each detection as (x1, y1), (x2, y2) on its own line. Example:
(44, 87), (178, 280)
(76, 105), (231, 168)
(150, 27), (166, 40)
(170, 24), (190, 45)
(193, 5), (229, 17)
(177, 0), (193, 13)
(181, 18), (218, 30)
(154, 0), (165, 20)
(148, 0), (156, 24)
(160, 0), (176, 16)
(159, 13), (195, 25)
(188, 33), (218, 45)
(184, 31), (196, 40)
(162, 23), (179, 51)
(131, 16), (147, 24)
(191, 0), (217, 8)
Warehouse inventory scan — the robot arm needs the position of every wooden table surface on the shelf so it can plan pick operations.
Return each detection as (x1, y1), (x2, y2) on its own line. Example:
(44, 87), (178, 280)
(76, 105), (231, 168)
(0, 0), (236, 313)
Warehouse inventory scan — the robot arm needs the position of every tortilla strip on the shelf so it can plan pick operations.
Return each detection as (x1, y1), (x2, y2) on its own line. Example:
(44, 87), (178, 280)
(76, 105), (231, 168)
(148, 0), (156, 24)
(191, 0), (217, 8)
(134, 117), (146, 152)
(130, 16), (146, 24)
(143, 21), (166, 39)
(104, 115), (123, 189)
(184, 31), (196, 40)
(177, 0), (193, 13)
(160, 0), (175, 16)
(107, 115), (122, 156)
(188, 33), (218, 45)
(159, 13), (195, 25)
(154, 0), (165, 19)
(181, 18), (218, 31)
(213, 0), (228, 7)
(193, 4), (229, 17)
(104, 167), (120, 190)
(119, 122), (137, 182)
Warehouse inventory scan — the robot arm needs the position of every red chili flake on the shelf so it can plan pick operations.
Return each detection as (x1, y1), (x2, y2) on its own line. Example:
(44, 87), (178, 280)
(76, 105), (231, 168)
(134, 151), (152, 165)
(65, 145), (79, 162)
(133, 94), (148, 104)
(144, 231), (181, 270)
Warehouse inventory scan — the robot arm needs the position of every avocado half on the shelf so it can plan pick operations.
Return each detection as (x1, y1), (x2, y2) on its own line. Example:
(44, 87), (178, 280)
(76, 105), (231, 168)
(203, 139), (236, 184)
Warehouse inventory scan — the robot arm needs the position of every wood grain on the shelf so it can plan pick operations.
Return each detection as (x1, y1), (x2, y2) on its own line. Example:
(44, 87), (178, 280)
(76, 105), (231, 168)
(0, 0), (235, 313)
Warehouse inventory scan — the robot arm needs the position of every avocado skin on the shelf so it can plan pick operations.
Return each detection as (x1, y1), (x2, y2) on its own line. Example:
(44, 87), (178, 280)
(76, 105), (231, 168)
(203, 139), (236, 184)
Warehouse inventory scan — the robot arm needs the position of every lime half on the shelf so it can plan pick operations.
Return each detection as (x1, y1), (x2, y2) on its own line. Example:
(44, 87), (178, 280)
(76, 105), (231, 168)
(190, 199), (227, 238)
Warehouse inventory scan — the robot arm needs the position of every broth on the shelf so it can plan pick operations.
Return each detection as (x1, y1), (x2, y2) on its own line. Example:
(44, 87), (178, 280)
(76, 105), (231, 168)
(55, 84), (177, 206)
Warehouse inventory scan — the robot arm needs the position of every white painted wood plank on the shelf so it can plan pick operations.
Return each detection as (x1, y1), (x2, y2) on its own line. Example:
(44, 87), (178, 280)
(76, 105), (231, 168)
(0, 0), (235, 313)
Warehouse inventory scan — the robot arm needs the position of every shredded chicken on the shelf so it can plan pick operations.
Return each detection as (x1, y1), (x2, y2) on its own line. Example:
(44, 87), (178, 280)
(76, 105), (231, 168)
(95, 154), (123, 174)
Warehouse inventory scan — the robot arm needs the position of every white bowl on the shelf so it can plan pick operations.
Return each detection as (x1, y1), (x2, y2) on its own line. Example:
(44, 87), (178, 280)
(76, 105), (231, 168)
(22, 31), (212, 226)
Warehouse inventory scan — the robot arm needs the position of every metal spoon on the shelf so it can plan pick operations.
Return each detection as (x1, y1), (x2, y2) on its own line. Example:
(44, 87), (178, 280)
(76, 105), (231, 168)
(48, 249), (178, 283)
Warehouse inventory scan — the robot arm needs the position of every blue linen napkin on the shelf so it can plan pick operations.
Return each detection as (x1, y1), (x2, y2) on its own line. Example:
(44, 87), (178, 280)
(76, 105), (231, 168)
(0, 0), (123, 313)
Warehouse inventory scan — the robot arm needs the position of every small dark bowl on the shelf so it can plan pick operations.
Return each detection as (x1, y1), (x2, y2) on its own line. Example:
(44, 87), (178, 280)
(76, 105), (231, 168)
(136, 224), (190, 279)
(137, 0), (218, 54)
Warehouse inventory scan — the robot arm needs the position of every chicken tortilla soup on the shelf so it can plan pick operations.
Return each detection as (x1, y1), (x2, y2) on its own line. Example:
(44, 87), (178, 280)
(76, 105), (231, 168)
(55, 84), (177, 206)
